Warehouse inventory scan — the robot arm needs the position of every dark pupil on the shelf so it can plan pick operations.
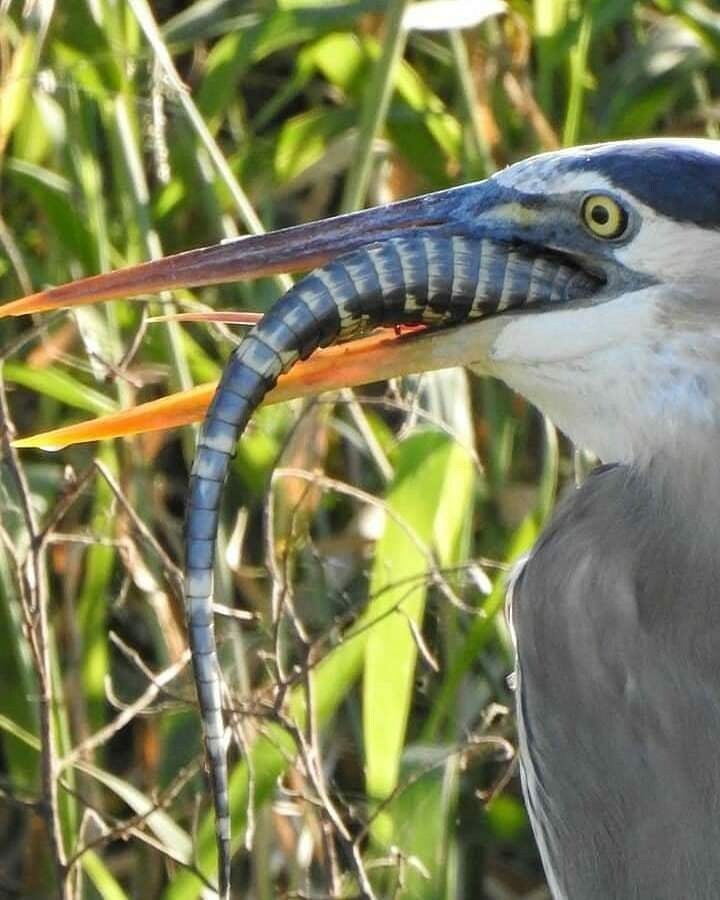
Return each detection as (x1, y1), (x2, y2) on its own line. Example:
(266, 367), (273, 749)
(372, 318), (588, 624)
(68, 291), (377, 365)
(591, 204), (610, 226)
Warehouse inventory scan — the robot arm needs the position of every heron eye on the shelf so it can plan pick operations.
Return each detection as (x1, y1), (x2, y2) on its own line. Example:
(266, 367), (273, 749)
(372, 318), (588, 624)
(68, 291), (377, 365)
(581, 195), (628, 239)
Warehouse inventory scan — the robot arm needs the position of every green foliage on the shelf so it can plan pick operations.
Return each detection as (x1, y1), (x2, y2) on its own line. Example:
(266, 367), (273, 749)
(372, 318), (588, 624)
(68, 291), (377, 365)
(0, 0), (718, 897)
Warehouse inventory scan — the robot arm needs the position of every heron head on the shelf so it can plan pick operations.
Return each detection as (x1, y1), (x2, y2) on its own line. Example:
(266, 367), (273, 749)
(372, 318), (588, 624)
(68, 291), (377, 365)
(453, 139), (720, 466)
(7, 139), (720, 469)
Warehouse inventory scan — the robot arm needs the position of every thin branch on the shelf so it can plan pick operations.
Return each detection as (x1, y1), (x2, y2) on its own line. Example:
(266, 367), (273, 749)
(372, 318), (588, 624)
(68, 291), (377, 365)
(35, 467), (96, 549)
(59, 651), (190, 771)
(272, 467), (469, 614)
(94, 458), (184, 602)
(0, 310), (68, 362)
(0, 365), (68, 897)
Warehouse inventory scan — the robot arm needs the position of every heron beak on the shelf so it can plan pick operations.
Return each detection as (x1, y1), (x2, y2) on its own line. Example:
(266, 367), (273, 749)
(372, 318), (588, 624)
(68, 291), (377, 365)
(0, 188), (468, 318)
(4, 178), (576, 450)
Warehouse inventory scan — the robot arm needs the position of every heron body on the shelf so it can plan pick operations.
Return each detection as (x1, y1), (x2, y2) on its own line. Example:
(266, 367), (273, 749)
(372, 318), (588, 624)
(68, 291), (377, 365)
(11, 138), (720, 897)
(512, 462), (720, 899)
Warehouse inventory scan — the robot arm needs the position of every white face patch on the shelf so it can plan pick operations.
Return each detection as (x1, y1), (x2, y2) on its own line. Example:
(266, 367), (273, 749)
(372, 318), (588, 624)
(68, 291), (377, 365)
(615, 202), (720, 287)
(461, 139), (720, 464)
(490, 285), (658, 365)
(483, 283), (720, 463)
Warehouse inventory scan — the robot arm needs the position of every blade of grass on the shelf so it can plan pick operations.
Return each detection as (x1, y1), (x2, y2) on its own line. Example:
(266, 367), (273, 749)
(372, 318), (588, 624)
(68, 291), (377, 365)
(3, 361), (117, 415)
(0, 1), (53, 157)
(0, 538), (38, 788)
(422, 516), (539, 742)
(80, 851), (129, 900)
(534, 0), (569, 114)
(0, 714), (192, 863)
(340, 0), (412, 212)
(363, 430), (475, 841)
(126, 0), (292, 292)
(562, 7), (593, 147)
(74, 759), (193, 863)
(385, 749), (460, 898)
(74, 446), (117, 732)
(448, 29), (494, 178)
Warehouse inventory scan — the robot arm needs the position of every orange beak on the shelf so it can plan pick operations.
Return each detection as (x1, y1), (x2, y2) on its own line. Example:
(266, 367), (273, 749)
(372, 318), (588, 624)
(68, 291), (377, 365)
(13, 325), (438, 450)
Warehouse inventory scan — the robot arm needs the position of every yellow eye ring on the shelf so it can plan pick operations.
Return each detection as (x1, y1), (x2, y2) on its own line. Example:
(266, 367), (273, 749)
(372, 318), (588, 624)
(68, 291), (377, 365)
(581, 194), (629, 239)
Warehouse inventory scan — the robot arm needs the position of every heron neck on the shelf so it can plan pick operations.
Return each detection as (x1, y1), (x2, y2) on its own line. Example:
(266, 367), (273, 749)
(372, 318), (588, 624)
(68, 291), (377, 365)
(488, 342), (720, 489)
(480, 284), (720, 487)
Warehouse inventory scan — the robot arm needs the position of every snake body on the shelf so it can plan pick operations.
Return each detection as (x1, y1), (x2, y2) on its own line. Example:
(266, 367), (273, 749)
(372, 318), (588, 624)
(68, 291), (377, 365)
(183, 232), (599, 895)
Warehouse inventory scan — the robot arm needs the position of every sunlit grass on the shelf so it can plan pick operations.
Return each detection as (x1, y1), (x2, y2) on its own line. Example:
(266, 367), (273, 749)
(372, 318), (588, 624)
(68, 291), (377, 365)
(0, 1), (718, 897)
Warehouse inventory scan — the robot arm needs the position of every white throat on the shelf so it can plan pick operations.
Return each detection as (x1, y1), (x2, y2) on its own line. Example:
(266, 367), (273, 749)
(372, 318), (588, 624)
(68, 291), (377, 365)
(477, 285), (720, 470)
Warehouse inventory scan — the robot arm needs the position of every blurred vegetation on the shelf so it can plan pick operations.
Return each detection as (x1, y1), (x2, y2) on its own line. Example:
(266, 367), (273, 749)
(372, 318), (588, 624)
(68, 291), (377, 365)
(0, 0), (719, 898)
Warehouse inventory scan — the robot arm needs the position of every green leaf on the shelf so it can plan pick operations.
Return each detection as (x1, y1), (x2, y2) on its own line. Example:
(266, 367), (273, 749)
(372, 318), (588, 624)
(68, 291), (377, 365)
(0, 713), (190, 865)
(384, 748), (461, 898)
(75, 446), (117, 732)
(304, 31), (462, 182)
(363, 428), (475, 829)
(52, 2), (124, 96)
(4, 362), (117, 416)
(0, 29), (44, 152)
(197, 7), (376, 124)
(422, 514), (541, 742)
(6, 158), (96, 271)
(0, 544), (38, 790)
(75, 760), (193, 864)
(81, 851), (129, 900)
(0, 713), (41, 751)
(486, 793), (529, 841)
(275, 107), (355, 183)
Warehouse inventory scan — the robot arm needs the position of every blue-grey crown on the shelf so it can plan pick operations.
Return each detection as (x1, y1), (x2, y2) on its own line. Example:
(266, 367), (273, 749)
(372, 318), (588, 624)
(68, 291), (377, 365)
(564, 141), (720, 229)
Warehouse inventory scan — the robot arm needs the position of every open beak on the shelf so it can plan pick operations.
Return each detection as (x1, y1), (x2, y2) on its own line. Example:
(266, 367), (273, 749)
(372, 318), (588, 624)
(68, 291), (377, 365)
(6, 173), (599, 897)
(4, 178), (597, 450)
(4, 184), (512, 449)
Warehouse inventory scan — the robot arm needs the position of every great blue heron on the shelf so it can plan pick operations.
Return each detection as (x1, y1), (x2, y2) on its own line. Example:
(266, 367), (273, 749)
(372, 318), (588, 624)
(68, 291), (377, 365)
(6, 138), (720, 899)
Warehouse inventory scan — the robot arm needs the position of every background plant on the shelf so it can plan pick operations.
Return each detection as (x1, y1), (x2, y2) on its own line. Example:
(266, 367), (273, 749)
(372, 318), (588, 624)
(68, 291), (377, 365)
(0, 1), (718, 898)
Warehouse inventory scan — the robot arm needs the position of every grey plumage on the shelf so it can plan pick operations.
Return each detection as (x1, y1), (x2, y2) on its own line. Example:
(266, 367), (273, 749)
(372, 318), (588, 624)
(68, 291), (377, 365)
(511, 462), (720, 899)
